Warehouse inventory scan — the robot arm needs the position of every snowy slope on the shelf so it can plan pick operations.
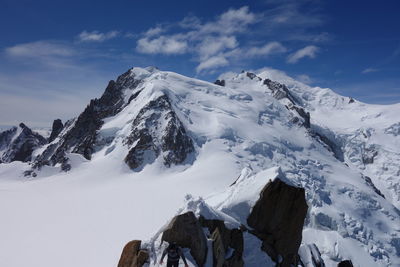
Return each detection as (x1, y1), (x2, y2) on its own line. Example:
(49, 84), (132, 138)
(0, 67), (399, 267)
(247, 68), (400, 210)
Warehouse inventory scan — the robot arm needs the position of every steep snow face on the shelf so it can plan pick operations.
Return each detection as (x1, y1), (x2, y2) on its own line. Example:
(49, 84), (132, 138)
(0, 67), (399, 267)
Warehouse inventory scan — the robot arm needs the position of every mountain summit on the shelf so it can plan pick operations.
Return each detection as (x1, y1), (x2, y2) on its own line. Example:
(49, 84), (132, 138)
(0, 67), (399, 267)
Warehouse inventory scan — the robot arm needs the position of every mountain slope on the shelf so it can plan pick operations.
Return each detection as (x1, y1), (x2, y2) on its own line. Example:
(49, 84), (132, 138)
(0, 67), (399, 267)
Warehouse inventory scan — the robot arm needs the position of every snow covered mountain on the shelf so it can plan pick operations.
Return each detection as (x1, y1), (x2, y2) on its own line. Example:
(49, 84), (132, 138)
(0, 67), (399, 267)
(0, 123), (47, 163)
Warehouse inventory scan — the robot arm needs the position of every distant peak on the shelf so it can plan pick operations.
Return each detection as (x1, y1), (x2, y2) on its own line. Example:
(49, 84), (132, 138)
(125, 66), (159, 81)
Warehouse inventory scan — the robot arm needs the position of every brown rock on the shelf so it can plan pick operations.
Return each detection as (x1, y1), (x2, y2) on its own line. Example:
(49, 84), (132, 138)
(118, 240), (148, 267)
(247, 178), (308, 267)
(162, 211), (208, 266)
(199, 216), (244, 267)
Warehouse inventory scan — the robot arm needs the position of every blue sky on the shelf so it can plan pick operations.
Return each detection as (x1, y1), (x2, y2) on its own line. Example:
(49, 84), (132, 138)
(1, 0), (400, 127)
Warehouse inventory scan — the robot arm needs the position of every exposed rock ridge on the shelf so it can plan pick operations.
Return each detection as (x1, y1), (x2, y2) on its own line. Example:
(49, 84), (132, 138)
(0, 123), (46, 163)
(124, 94), (194, 170)
(32, 69), (145, 171)
(0, 126), (17, 152)
(261, 75), (346, 162)
(48, 119), (63, 143)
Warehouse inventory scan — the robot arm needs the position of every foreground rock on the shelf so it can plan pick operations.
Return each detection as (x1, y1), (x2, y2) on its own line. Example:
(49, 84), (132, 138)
(161, 211), (207, 266)
(337, 260), (353, 267)
(199, 216), (244, 267)
(118, 240), (149, 267)
(247, 177), (308, 267)
(298, 243), (325, 267)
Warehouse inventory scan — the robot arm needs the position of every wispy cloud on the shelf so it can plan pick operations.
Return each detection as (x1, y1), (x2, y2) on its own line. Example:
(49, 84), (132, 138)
(362, 68), (379, 74)
(246, 41), (287, 57)
(78, 30), (120, 42)
(5, 41), (75, 58)
(296, 74), (313, 84)
(136, 34), (188, 54)
(287, 45), (319, 63)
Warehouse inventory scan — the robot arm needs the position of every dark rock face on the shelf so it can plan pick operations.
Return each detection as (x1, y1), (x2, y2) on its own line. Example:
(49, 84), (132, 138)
(247, 178), (308, 267)
(289, 105), (311, 128)
(118, 240), (149, 267)
(362, 146), (378, 164)
(313, 131), (344, 162)
(199, 216), (244, 267)
(124, 94), (194, 170)
(264, 79), (297, 104)
(263, 78), (312, 130)
(1, 123), (47, 163)
(0, 126), (17, 152)
(337, 260), (353, 267)
(33, 69), (144, 171)
(348, 97), (355, 104)
(48, 119), (63, 143)
(161, 212), (207, 266)
(362, 175), (385, 198)
(214, 79), (225, 86)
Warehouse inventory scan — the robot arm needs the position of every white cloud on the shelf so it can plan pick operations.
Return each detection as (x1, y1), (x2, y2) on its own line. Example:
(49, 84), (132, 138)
(296, 74), (312, 84)
(78, 30), (119, 42)
(200, 6), (257, 34)
(136, 6), (263, 72)
(287, 45), (319, 63)
(5, 41), (75, 58)
(196, 56), (229, 73)
(197, 36), (238, 59)
(246, 42), (287, 57)
(362, 68), (379, 74)
(135, 4), (326, 73)
(136, 35), (188, 54)
(144, 27), (164, 37)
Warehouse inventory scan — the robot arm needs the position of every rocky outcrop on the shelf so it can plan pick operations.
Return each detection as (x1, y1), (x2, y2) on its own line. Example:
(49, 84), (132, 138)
(214, 79), (225, 86)
(299, 243), (325, 267)
(48, 119), (63, 143)
(118, 240), (149, 267)
(1, 123), (47, 163)
(199, 216), (244, 267)
(161, 211), (207, 266)
(337, 260), (353, 267)
(0, 126), (17, 152)
(247, 178), (308, 267)
(264, 78), (297, 104)
(124, 94), (194, 170)
(289, 105), (311, 128)
(246, 72), (262, 81)
(362, 146), (378, 164)
(362, 175), (385, 198)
